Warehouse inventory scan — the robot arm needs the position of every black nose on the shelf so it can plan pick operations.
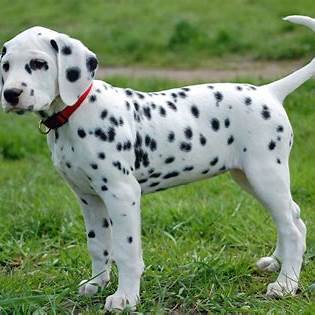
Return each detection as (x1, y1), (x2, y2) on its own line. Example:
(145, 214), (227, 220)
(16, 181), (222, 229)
(3, 88), (23, 105)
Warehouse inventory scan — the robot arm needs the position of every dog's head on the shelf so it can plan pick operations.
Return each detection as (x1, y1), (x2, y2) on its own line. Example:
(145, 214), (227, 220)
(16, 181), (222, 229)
(0, 26), (98, 114)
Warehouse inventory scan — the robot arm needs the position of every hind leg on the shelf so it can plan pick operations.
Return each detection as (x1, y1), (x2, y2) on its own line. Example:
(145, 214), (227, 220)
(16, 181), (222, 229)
(231, 169), (281, 272)
(239, 160), (305, 296)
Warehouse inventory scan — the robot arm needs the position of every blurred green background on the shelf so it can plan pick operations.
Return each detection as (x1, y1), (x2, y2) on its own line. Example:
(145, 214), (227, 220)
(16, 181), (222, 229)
(1, 0), (315, 67)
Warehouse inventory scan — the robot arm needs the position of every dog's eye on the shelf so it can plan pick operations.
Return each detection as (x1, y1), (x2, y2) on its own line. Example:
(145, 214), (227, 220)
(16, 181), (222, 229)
(2, 62), (9, 72)
(30, 59), (48, 71)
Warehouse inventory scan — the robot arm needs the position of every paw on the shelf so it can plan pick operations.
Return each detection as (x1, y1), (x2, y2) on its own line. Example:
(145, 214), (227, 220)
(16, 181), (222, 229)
(105, 292), (139, 311)
(256, 256), (280, 272)
(78, 277), (108, 296)
(266, 281), (298, 298)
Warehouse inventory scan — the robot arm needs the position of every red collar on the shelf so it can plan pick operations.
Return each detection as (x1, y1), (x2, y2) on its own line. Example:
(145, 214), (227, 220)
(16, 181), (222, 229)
(41, 83), (93, 132)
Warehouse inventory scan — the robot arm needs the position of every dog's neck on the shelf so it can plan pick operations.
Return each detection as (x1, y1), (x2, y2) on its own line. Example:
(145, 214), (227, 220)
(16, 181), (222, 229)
(36, 96), (66, 120)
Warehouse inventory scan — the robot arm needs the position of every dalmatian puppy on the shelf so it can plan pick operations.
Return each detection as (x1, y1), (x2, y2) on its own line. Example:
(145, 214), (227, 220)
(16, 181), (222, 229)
(0, 16), (314, 311)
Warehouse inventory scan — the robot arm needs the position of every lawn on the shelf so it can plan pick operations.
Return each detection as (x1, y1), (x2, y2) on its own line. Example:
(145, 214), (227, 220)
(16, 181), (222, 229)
(0, 0), (315, 67)
(0, 76), (314, 314)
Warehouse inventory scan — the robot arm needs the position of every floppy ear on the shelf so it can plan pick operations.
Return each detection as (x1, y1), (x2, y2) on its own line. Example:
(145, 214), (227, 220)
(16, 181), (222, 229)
(50, 34), (98, 105)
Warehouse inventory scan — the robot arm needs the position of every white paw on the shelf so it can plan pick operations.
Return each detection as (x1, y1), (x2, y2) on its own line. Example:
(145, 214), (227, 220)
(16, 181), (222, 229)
(266, 281), (298, 298)
(256, 256), (280, 272)
(105, 292), (139, 311)
(78, 277), (108, 296)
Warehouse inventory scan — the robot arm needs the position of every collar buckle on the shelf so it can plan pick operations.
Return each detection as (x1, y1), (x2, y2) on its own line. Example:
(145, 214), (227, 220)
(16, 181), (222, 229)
(38, 120), (51, 135)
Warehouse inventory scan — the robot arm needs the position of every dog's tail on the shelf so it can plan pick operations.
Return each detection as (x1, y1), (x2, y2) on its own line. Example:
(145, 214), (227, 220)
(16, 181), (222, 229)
(263, 15), (315, 103)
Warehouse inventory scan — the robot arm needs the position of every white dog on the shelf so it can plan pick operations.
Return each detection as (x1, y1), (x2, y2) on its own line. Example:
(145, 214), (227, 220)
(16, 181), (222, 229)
(0, 16), (314, 311)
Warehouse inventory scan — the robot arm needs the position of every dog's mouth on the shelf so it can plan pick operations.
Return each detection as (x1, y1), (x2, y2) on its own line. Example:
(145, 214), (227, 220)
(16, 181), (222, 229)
(5, 105), (34, 115)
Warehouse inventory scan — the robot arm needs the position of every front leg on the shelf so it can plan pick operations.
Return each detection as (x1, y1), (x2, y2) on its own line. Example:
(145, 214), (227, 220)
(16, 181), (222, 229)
(74, 191), (112, 295)
(99, 177), (144, 311)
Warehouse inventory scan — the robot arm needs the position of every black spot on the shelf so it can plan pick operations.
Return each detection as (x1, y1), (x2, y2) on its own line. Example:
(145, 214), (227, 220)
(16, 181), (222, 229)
(133, 102), (139, 111)
(1, 46), (7, 57)
(143, 107), (151, 119)
(66, 67), (81, 82)
(65, 161), (71, 168)
(50, 40), (58, 52)
(123, 140), (132, 151)
(163, 171), (179, 179)
(150, 139), (157, 151)
(110, 116), (119, 126)
(88, 230), (95, 238)
(30, 89), (34, 96)
(180, 142), (192, 152)
(261, 105), (271, 120)
(150, 172), (161, 178)
(101, 185), (108, 191)
(227, 135), (234, 145)
(81, 198), (88, 205)
(86, 56), (98, 72)
(182, 87), (190, 91)
(61, 46), (72, 55)
(2, 62), (9, 72)
(178, 91), (187, 98)
(167, 101), (177, 111)
(277, 125), (284, 133)
(77, 128), (86, 138)
(136, 92), (145, 99)
(184, 127), (193, 139)
(138, 179), (148, 184)
(103, 218), (109, 228)
(128, 236), (133, 243)
(107, 127), (116, 142)
(244, 97), (252, 105)
(277, 158), (281, 164)
(150, 182), (160, 187)
(208, 85), (214, 89)
(168, 132), (175, 142)
(191, 105), (199, 118)
(200, 134), (207, 146)
(25, 64), (32, 74)
(125, 89), (133, 96)
(214, 91), (223, 103)
(98, 152), (105, 159)
(211, 118), (220, 131)
(165, 157), (175, 164)
(94, 128), (107, 141)
(90, 163), (98, 169)
(219, 165), (226, 172)
(126, 101), (131, 110)
(100, 109), (108, 119)
(243, 147), (247, 152)
(159, 106), (166, 116)
(112, 161), (122, 170)
(89, 94), (97, 102)
(116, 143), (122, 151)
(104, 250), (109, 256)
(183, 166), (194, 171)
(102, 177), (107, 183)
(21, 82), (27, 87)
(236, 86), (243, 91)
(210, 157), (218, 166)
(269, 141), (276, 150)
(224, 118), (230, 128)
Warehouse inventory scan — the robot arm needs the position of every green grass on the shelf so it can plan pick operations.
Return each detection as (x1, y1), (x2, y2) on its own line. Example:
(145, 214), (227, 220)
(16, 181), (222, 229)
(0, 0), (315, 67)
(0, 76), (314, 314)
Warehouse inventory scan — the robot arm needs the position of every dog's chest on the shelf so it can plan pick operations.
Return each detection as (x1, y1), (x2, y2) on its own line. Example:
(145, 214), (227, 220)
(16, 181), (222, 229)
(47, 131), (93, 192)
